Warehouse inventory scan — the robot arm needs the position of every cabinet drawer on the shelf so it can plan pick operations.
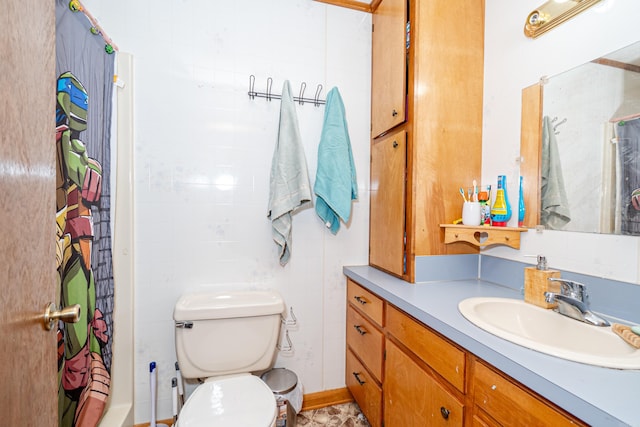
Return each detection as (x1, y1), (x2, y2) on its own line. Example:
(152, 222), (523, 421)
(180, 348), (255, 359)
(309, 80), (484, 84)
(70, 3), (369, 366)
(347, 279), (384, 326)
(346, 349), (382, 427)
(346, 305), (384, 381)
(473, 360), (586, 426)
(385, 340), (464, 427)
(386, 305), (466, 392)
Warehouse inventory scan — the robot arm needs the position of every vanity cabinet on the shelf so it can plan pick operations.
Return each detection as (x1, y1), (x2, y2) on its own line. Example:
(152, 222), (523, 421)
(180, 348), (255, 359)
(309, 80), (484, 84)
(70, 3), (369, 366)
(345, 277), (588, 427)
(345, 279), (384, 427)
(368, 0), (485, 282)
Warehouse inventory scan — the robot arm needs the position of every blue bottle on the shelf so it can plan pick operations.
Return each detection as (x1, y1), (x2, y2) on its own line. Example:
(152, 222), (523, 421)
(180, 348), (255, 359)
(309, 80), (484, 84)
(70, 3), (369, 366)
(518, 176), (525, 228)
(490, 175), (512, 226)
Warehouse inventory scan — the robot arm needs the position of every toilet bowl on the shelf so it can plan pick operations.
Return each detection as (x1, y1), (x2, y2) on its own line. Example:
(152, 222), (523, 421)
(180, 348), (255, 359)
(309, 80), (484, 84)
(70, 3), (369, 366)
(173, 289), (285, 426)
(175, 374), (276, 427)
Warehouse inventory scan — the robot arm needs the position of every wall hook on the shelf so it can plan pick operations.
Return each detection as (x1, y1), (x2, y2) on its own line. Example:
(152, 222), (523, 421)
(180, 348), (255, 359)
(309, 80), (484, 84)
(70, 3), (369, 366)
(298, 82), (307, 105)
(281, 307), (298, 327)
(266, 77), (274, 101)
(248, 74), (256, 99)
(314, 84), (323, 107)
(553, 117), (567, 134)
(277, 329), (294, 354)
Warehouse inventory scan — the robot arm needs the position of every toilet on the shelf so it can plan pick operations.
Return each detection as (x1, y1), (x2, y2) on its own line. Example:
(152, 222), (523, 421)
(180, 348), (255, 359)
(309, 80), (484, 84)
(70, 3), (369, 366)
(173, 289), (285, 427)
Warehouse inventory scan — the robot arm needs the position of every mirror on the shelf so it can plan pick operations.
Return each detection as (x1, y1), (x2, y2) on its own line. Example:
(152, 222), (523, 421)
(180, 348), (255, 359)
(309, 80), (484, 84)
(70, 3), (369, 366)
(521, 41), (640, 235)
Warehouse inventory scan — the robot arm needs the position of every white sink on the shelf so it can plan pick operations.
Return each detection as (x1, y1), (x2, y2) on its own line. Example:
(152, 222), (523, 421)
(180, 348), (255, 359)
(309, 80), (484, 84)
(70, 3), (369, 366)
(458, 297), (640, 369)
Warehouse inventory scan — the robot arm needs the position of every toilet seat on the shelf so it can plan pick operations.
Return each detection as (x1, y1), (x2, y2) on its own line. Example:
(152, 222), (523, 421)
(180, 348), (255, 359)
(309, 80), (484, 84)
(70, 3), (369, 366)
(176, 374), (277, 427)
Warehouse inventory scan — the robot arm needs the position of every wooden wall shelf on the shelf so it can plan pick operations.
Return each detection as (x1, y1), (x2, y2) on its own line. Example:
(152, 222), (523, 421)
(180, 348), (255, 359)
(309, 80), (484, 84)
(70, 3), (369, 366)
(440, 224), (528, 249)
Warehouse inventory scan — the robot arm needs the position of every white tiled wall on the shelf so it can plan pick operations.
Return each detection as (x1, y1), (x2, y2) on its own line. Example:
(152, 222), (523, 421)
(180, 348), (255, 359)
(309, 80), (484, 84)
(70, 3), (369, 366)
(83, 0), (371, 422)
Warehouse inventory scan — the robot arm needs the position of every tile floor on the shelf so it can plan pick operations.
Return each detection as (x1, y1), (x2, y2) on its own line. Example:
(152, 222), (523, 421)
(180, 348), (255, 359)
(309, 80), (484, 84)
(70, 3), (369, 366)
(296, 402), (370, 426)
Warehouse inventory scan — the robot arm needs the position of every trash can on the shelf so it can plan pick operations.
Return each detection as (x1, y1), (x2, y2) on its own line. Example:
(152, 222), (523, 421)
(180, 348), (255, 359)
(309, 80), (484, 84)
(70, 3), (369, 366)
(261, 368), (302, 427)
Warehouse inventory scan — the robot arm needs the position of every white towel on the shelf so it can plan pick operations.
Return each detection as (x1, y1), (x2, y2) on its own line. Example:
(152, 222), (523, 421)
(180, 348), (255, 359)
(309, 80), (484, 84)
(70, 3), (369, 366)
(267, 80), (312, 266)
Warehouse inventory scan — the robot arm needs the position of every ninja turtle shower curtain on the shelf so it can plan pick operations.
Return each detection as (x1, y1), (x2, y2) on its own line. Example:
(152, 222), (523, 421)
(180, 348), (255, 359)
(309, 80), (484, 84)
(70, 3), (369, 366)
(617, 118), (640, 235)
(56, 1), (115, 425)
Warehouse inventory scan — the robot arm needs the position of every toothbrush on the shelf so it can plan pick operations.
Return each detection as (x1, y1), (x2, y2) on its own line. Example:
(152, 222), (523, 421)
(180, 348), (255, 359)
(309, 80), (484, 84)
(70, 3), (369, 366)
(459, 187), (467, 202)
(472, 180), (478, 202)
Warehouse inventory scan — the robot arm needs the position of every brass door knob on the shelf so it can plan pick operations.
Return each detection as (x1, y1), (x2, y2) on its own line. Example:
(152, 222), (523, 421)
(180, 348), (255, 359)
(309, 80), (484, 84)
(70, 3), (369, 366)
(42, 303), (81, 331)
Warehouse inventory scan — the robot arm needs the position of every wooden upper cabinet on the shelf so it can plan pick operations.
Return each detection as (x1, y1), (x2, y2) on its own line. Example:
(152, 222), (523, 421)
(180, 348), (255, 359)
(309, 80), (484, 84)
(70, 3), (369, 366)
(409, 0), (484, 259)
(371, 0), (406, 138)
(369, 129), (406, 276)
(368, 0), (484, 282)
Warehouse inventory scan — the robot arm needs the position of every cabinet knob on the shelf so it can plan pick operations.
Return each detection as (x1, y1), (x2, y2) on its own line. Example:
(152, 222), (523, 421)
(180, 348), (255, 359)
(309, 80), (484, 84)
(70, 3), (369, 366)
(393, 140), (398, 148)
(352, 372), (366, 386)
(440, 406), (450, 420)
(392, 109), (398, 117)
(353, 324), (367, 335)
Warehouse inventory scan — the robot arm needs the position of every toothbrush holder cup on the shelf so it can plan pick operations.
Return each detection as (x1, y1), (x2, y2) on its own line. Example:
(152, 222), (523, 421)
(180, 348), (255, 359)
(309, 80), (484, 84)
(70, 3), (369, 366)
(462, 201), (482, 226)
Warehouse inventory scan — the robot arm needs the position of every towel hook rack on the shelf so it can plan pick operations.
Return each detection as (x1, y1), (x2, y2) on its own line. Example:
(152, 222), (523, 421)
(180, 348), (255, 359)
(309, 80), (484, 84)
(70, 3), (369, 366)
(248, 75), (326, 106)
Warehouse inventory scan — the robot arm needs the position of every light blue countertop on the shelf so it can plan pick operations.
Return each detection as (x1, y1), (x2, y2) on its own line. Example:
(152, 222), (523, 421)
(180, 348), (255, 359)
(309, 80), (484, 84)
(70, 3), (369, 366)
(343, 265), (640, 427)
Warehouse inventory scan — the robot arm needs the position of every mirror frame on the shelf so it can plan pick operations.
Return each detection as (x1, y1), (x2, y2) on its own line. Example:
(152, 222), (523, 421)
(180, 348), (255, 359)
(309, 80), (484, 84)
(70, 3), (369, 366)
(520, 83), (543, 228)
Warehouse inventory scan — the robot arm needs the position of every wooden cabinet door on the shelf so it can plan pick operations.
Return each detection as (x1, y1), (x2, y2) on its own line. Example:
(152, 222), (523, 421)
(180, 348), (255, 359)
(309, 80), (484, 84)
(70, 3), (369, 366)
(369, 129), (406, 276)
(371, 0), (406, 138)
(384, 340), (464, 427)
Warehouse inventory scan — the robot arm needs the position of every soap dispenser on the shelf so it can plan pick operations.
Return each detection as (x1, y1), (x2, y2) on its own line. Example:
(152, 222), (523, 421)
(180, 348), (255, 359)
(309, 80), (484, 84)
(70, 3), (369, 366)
(524, 255), (561, 308)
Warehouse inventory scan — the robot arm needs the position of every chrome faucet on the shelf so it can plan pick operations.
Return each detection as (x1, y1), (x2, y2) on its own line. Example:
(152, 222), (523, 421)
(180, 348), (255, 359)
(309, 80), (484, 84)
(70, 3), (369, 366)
(544, 278), (610, 327)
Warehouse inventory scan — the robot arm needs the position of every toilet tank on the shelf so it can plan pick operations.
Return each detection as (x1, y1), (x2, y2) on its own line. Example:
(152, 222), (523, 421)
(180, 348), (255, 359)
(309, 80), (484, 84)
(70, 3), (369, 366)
(174, 289), (285, 379)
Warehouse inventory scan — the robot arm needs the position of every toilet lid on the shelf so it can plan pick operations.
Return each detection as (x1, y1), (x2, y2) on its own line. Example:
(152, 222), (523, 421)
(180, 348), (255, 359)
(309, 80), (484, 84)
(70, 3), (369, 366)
(177, 375), (276, 427)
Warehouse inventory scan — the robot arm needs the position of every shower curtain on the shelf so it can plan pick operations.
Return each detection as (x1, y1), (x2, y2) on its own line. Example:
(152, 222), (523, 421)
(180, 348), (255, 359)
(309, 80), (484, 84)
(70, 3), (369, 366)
(616, 118), (640, 235)
(56, 1), (115, 425)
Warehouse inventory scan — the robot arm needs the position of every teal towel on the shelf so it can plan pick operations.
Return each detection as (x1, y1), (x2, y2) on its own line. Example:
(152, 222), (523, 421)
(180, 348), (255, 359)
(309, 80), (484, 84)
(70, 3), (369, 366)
(267, 80), (312, 265)
(314, 87), (357, 234)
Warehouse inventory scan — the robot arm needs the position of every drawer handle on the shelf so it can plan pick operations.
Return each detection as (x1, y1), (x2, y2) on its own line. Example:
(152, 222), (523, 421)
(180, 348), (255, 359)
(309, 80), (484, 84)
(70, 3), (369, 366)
(354, 295), (368, 305)
(353, 324), (367, 335)
(440, 406), (450, 420)
(392, 109), (398, 117)
(352, 372), (366, 386)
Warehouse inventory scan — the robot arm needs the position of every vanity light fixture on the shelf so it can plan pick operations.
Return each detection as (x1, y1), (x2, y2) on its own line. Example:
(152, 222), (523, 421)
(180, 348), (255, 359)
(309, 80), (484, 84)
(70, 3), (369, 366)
(524, 0), (602, 39)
